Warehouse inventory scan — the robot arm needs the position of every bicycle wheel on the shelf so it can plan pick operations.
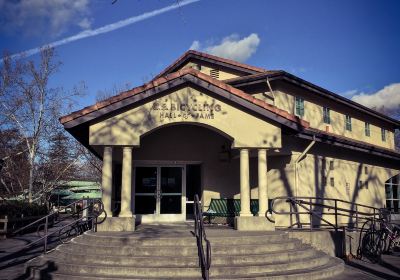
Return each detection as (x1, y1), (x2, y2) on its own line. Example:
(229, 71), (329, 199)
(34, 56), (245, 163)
(58, 225), (78, 244)
(36, 223), (45, 237)
(362, 231), (381, 263)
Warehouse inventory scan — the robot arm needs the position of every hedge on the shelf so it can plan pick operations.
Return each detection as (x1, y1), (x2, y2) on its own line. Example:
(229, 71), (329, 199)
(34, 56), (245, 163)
(0, 201), (48, 219)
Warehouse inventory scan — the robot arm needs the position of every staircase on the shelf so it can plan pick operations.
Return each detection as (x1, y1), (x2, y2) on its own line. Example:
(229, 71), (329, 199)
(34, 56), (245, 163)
(25, 224), (344, 279)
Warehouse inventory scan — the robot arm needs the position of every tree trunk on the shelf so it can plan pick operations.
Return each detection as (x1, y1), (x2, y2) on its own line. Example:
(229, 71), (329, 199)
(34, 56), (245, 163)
(28, 155), (34, 204)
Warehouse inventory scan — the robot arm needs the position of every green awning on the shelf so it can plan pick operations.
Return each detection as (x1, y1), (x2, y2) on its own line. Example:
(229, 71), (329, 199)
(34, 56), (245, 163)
(63, 192), (102, 200)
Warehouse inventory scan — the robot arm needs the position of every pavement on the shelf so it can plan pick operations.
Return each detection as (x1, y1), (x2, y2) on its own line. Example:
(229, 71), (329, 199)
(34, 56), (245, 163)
(0, 222), (399, 280)
(0, 218), (73, 280)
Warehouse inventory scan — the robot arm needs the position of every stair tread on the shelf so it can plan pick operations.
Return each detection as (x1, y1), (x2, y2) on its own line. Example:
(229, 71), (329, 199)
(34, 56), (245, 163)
(40, 250), (328, 269)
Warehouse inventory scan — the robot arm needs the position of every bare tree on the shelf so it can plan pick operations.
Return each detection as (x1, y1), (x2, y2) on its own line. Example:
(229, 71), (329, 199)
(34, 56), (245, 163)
(0, 47), (83, 202)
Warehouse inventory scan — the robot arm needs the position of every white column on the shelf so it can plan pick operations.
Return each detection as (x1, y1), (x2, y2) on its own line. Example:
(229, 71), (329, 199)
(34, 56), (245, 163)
(258, 149), (268, 216)
(101, 146), (113, 217)
(240, 149), (252, 216)
(120, 147), (133, 217)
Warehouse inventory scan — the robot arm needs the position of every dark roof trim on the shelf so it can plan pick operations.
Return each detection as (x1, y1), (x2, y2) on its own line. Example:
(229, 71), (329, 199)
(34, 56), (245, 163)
(62, 72), (308, 132)
(298, 129), (400, 161)
(227, 72), (400, 128)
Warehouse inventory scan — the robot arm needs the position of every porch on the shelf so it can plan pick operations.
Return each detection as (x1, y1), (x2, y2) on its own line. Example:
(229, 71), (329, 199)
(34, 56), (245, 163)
(97, 124), (274, 231)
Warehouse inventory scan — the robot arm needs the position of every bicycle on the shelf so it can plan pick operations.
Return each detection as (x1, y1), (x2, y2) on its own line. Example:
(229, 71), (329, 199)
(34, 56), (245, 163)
(379, 218), (400, 253)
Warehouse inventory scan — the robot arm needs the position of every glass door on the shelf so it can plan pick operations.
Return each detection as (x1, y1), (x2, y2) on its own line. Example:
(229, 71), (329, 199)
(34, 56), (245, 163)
(135, 167), (157, 214)
(160, 167), (182, 214)
(134, 165), (186, 222)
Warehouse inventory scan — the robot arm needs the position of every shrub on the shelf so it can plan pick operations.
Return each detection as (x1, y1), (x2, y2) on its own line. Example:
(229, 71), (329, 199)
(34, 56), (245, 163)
(0, 201), (48, 219)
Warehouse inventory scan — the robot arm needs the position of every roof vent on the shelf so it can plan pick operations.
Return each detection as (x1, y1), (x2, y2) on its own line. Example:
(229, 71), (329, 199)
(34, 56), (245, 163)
(210, 69), (220, 79)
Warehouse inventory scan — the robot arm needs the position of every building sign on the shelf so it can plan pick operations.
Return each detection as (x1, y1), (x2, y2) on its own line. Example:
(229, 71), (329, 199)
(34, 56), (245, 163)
(151, 100), (222, 121)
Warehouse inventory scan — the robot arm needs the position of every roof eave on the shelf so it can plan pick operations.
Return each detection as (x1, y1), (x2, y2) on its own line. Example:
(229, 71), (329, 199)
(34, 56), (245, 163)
(228, 72), (400, 128)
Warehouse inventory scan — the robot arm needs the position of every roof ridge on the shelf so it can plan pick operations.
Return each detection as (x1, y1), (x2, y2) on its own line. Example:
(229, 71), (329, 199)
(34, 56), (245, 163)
(153, 50), (267, 80)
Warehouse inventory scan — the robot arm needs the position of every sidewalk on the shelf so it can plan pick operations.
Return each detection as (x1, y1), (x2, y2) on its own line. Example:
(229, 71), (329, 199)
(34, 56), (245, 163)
(340, 253), (400, 280)
(0, 219), (72, 280)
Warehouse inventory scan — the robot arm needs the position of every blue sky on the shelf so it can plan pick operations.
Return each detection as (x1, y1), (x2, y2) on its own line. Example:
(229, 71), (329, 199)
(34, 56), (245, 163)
(1, 0), (399, 113)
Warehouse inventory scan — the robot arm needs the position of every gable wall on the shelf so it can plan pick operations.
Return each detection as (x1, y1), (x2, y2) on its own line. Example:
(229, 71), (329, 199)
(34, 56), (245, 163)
(89, 86), (282, 149)
(179, 61), (244, 80)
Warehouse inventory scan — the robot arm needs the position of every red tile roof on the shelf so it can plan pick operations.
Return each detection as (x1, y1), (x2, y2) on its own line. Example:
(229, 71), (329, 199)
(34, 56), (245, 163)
(60, 67), (309, 129)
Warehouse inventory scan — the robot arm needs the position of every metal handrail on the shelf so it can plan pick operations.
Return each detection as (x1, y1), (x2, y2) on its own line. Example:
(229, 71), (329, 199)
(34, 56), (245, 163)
(13, 198), (92, 235)
(271, 196), (380, 231)
(193, 194), (211, 280)
(12, 198), (105, 254)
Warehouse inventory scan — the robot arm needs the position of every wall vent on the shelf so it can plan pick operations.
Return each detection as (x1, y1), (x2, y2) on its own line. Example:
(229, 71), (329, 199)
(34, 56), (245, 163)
(210, 69), (220, 79)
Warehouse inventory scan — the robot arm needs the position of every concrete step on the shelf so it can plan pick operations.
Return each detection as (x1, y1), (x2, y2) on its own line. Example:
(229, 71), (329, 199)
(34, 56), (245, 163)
(212, 257), (344, 279)
(64, 237), (301, 256)
(44, 245), (317, 267)
(27, 253), (342, 280)
(29, 251), (332, 278)
(81, 231), (289, 246)
(24, 226), (345, 280)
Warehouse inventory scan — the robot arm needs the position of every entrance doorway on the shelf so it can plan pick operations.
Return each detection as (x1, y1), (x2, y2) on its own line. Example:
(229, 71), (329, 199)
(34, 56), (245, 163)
(135, 165), (186, 222)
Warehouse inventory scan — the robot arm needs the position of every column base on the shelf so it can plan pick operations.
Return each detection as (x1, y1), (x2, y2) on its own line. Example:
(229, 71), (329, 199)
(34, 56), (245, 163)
(119, 212), (133, 218)
(97, 216), (136, 232)
(234, 216), (275, 231)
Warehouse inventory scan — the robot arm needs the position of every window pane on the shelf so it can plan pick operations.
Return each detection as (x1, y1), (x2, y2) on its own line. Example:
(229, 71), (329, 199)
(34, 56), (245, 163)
(345, 115), (352, 131)
(393, 185), (398, 199)
(295, 97), (304, 117)
(365, 123), (370, 137)
(135, 196), (156, 214)
(385, 184), (393, 199)
(393, 200), (399, 213)
(323, 107), (330, 124)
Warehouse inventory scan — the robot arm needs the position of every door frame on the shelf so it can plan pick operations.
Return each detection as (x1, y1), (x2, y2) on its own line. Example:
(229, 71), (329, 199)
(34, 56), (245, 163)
(133, 162), (188, 223)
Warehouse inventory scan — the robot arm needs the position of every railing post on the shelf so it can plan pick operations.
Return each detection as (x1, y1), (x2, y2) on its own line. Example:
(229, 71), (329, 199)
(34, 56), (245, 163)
(355, 205), (359, 230)
(289, 202), (293, 227)
(44, 216), (48, 253)
(309, 198), (313, 231)
(335, 200), (338, 231)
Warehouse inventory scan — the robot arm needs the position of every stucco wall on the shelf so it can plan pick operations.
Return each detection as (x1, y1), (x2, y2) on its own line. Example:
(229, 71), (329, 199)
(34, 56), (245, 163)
(89, 86), (281, 149)
(123, 124), (399, 225)
(252, 81), (395, 150)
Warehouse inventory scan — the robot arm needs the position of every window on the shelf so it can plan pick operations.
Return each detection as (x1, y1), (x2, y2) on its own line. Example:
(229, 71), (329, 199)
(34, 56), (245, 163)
(358, 180), (368, 189)
(295, 96), (304, 117)
(364, 166), (368, 174)
(323, 107), (331, 124)
(365, 122), (370, 137)
(381, 128), (386, 142)
(329, 160), (334, 171)
(386, 175), (399, 213)
(330, 177), (335, 187)
(345, 115), (352, 131)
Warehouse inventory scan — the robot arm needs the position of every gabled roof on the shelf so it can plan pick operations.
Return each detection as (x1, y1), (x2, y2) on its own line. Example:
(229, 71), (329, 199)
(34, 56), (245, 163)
(153, 50), (268, 80)
(225, 72), (400, 128)
(60, 51), (400, 161)
(60, 68), (309, 131)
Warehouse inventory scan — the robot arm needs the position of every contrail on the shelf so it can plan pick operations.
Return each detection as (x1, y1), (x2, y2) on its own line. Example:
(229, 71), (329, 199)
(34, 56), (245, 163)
(2, 0), (200, 62)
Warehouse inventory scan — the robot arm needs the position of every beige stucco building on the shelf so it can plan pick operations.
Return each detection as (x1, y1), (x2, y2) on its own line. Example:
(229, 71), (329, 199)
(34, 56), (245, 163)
(60, 50), (400, 231)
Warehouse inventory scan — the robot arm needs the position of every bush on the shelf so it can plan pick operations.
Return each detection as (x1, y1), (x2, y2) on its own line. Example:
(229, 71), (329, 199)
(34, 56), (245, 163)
(0, 201), (48, 219)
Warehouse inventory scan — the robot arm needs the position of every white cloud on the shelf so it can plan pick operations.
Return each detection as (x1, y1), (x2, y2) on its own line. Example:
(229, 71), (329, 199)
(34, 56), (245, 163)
(78, 18), (92, 30)
(190, 33), (260, 62)
(0, 0), (91, 37)
(350, 83), (400, 112)
(1, 0), (201, 62)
